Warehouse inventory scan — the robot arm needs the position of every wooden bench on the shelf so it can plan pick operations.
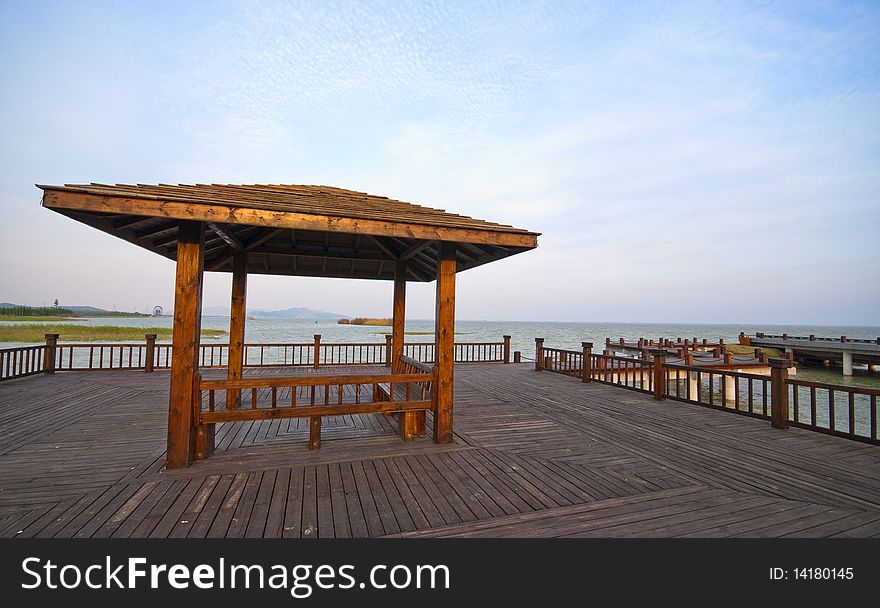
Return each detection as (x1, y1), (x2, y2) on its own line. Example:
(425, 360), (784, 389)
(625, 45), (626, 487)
(378, 355), (434, 440)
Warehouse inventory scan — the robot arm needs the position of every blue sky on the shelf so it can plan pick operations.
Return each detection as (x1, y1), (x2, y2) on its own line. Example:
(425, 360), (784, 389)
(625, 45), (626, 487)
(1, 0), (878, 324)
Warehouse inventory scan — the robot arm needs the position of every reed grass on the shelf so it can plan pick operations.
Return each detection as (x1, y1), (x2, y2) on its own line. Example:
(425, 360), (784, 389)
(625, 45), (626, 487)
(723, 344), (784, 358)
(338, 317), (393, 326)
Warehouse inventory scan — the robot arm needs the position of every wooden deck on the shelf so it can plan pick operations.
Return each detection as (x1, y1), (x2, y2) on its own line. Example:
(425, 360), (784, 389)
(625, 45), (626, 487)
(1, 363), (879, 538)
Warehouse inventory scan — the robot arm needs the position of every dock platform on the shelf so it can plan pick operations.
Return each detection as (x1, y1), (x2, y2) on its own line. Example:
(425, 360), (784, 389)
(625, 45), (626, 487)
(1, 363), (878, 538)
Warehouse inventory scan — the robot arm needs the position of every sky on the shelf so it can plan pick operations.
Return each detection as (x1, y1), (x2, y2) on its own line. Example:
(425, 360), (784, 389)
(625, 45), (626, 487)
(0, 0), (878, 325)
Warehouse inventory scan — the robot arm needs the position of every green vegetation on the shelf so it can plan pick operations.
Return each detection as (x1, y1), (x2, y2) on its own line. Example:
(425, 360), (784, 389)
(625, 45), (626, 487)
(723, 344), (784, 358)
(338, 317), (393, 326)
(0, 304), (150, 319)
(0, 325), (226, 343)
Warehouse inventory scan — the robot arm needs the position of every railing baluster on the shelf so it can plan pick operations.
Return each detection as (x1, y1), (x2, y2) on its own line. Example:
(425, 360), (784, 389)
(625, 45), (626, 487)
(848, 391), (855, 436)
(871, 395), (877, 441)
(810, 386), (817, 427)
(829, 389), (835, 431)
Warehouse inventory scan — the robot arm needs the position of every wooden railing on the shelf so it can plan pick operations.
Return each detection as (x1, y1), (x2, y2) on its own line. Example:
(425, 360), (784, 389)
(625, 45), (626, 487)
(0, 344), (46, 380)
(664, 362), (771, 420)
(0, 333), (509, 381)
(590, 354), (654, 393)
(535, 339), (879, 446)
(539, 346), (583, 377)
(787, 378), (879, 444)
(404, 340), (508, 364)
(663, 363), (879, 444)
(535, 339), (654, 394)
(55, 343), (151, 371)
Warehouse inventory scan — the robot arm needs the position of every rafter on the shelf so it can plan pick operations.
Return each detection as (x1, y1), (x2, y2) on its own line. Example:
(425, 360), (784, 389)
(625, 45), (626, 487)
(208, 223), (244, 250)
(365, 235), (399, 260)
(398, 240), (433, 261)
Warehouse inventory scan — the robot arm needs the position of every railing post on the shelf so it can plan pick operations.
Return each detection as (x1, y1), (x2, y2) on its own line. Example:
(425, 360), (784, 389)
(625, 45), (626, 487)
(385, 334), (393, 368)
(503, 335), (511, 364)
(581, 342), (592, 383)
(43, 333), (59, 375)
(144, 333), (157, 373)
(769, 359), (791, 430)
(313, 334), (321, 369)
(513, 351), (522, 363)
(535, 338), (544, 371)
(651, 349), (666, 401)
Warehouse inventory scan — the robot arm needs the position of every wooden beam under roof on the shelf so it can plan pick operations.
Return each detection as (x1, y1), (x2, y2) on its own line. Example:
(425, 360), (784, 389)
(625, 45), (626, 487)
(206, 228), (283, 271)
(399, 240), (433, 261)
(41, 189), (539, 249)
(208, 223), (244, 250)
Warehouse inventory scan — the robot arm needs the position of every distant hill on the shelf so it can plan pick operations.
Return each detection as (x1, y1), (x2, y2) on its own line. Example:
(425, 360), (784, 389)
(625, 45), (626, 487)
(202, 306), (346, 320)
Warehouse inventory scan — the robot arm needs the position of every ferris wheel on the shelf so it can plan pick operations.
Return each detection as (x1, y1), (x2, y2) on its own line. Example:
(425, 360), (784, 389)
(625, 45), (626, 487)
(152, 305), (164, 316)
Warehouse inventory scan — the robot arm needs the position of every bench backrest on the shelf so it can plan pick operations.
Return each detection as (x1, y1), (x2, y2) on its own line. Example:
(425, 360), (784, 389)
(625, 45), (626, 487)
(393, 355), (434, 398)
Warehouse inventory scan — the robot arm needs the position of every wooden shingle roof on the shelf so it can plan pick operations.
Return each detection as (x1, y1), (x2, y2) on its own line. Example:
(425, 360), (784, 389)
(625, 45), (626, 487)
(38, 183), (539, 281)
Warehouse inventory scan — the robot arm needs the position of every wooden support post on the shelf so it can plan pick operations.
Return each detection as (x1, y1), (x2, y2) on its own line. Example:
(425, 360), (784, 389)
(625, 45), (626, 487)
(503, 335), (511, 364)
(384, 335), (393, 367)
(513, 351), (521, 363)
(392, 262), (406, 369)
(43, 333), (59, 374)
(535, 338), (544, 371)
(167, 221), (205, 469)
(652, 349), (666, 401)
(769, 359), (791, 429)
(227, 251), (247, 409)
(582, 342), (592, 383)
(433, 242), (456, 444)
(144, 334), (156, 373)
(313, 334), (321, 369)
(309, 416), (322, 449)
(194, 371), (213, 460)
(392, 261), (418, 439)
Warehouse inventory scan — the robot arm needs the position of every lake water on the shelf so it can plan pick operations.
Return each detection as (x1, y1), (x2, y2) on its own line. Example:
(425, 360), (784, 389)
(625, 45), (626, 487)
(4, 316), (878, 386)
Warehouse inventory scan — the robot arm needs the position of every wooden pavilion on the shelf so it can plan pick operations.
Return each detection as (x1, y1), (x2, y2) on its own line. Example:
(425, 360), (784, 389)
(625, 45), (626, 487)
(38, 183), (539, 468)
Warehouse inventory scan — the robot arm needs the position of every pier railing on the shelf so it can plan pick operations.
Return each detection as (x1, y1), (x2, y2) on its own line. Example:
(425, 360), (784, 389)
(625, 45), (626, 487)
(535, 340), (654, 394)
(787, 378), (879, 444)
(536, 339), (879, 446)
(748, 332), (880, 345)
(0, 344), (46, 381)
(0, 333), (511, 379)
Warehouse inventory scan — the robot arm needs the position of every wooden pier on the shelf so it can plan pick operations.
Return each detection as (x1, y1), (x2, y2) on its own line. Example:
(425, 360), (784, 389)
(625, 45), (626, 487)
(2, 363), (878, 538)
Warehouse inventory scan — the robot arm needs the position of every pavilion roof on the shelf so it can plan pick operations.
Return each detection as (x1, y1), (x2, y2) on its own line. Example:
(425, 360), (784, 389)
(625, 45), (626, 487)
(38, 183), (539, 281)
